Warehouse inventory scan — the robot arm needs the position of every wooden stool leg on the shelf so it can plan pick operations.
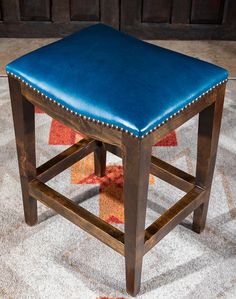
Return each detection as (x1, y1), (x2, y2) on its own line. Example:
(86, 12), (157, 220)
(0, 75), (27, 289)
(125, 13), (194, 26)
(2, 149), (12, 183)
(9, 77), (38, 226)
(193, 86), (226, 233)
(94, 141), (106, 177)
(123, 135), (152, 296)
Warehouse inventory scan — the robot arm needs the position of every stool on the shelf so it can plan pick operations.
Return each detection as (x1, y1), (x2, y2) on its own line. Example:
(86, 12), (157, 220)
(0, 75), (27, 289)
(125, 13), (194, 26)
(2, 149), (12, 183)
(6, 24), (228, 296)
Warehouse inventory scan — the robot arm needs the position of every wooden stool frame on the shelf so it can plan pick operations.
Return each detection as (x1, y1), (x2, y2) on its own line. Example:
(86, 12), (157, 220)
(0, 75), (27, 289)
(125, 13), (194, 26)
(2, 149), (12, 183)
(8, 75), (226, 297)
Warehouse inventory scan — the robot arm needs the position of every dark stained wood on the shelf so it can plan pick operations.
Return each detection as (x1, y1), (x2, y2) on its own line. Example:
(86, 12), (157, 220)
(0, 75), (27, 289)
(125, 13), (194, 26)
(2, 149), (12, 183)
(172, 0), (191, 24)
(101, 0), (120, 29)
(104, 143), (195, 192)
(51, 0), (70, 23)
(192, 84), (226, 233)
(37, 138), (97, 183)
(29, 179), (125, 255)
(144, 186), (205, 253)
(94, 141), (107, 177)
(0, 21), (96, 37)
(19, 0), (51, 21)
(223, 0), (236, 24)
(142, 0), (172, 23)
(121, 0), (236, 40)
(21, 83), (122, 147)
(0, 2), (2, 20)
(122, 134), (153, 296)
(191, 0), (225, 24)
(0, 0), (236, 39)
(150, 86), (224, 146)
(150, 156), (195, 192)
(8, 77), (38, 225)
(70, 0), (100, 21)
(104, 142), (122, 157)
(1, 0), (20, 21)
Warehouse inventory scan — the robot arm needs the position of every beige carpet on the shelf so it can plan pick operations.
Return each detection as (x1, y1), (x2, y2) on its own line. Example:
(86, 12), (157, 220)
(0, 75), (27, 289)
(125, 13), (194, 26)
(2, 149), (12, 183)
(0, 76), (236, 298)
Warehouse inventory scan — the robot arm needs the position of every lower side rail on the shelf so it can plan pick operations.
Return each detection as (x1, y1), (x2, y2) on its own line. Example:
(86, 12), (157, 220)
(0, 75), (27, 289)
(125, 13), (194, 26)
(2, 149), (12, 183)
(144, 186), (205, 254)
(29, 179), (125, 255)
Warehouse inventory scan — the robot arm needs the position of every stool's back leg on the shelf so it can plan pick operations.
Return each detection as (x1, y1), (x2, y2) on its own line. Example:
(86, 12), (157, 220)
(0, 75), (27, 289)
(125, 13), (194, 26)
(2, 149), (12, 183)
(8, 77), (38, 226)
(122, 134), (152, 296)
(193, 85), (226, 233)
(94, 141), (106, 177)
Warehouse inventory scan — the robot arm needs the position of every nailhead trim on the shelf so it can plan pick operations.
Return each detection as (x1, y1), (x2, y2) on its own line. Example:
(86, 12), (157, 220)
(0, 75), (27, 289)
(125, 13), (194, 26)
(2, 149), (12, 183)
(6, 71), (227, 139)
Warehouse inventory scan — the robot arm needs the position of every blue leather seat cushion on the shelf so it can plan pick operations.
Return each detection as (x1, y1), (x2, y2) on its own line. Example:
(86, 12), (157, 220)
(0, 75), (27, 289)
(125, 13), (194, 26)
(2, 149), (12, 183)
(6, 24), (228, 137)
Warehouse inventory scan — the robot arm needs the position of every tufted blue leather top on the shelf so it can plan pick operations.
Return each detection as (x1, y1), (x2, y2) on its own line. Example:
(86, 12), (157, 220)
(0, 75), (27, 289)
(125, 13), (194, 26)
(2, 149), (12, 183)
(6, 24), (228, 138)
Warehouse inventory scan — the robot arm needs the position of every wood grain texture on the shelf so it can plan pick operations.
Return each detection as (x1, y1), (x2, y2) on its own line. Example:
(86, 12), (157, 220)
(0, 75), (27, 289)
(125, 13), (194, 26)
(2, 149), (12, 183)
(21, 83), (123, 147)
(19, 0), (51, 21)
(104, 142), (195, 192)
(142, 0), (172, 23)
(51, 0), (70, 23)
(122, 134), (153, 296)
(1, 0), (20, 21)
(191, 0), (225, 24)
(94, 141), (107, 177)
(29, 179), (125, 255)
(8, 77), (38, 225)
(121, 0), (236, 40)
(192, 84), (226, 233)
(70, 0), (100, 21)
(0, 0), (236, 39)
(101, 0), (120, 29)
(144, 186), (205, 253)
(172, 0), (191, 24)
(37, 138), (97, 183)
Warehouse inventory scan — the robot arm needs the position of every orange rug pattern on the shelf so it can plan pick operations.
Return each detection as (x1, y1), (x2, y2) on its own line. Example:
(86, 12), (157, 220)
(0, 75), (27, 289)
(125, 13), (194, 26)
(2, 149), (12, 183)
(35, 114), (177, 224)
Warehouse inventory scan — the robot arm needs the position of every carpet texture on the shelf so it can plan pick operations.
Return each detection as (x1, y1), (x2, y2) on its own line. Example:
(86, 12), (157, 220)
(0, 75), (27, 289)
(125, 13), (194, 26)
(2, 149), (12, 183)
(0, 77), (236, 298)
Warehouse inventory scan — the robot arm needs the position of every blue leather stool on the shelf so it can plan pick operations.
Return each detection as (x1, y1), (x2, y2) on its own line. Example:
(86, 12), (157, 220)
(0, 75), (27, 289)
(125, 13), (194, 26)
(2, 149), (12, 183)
(6, 24), (228, 296)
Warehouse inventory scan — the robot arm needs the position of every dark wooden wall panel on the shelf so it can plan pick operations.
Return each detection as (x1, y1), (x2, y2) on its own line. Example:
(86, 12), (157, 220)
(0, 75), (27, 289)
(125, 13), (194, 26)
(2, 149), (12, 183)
(191, 0), (225, 24)
(1, 0), (20, 21)
(20, 0), (51, 21)
(142, 0), (172, 23)
(51, 0), (70, 22)
(0, 0), (2, 20)
(70, 0), (100, 21)
(121, 0), (236, 39)
(100, 0), (120, 29)
(0, 0), (236, 39)
(172, 0), (191, 24)
(223, 0), (236, 24)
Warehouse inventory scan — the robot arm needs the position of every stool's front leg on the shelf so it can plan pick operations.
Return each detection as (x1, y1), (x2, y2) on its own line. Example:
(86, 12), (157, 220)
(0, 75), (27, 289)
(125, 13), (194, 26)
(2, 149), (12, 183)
(122, 134), (152, 296)
(8, 77), (38, 226)
(193, 85), (226, 233)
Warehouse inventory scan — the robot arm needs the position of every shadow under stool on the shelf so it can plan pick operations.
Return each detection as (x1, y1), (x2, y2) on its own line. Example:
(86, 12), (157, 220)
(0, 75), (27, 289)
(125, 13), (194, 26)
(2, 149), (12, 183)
(6, 24), (228, 297)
